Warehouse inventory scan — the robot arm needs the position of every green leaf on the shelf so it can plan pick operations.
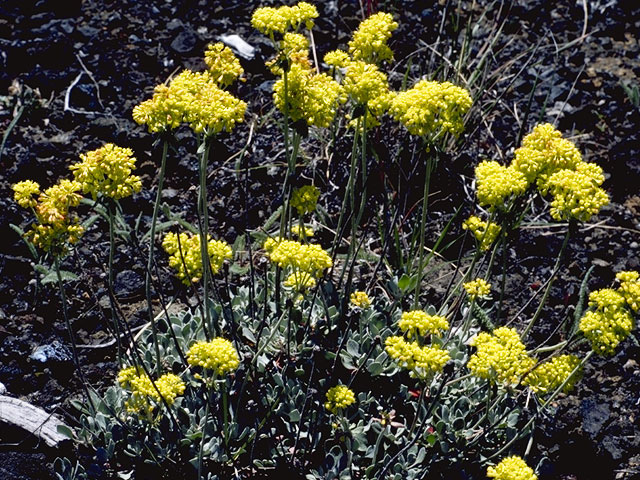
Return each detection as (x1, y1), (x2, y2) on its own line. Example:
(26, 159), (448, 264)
(41, 269), (79, 284)
(289, 409), (301, 422)
(397, 274), (411, 291)
(368, 362), (383, 376)
(56, 424), (75, 440)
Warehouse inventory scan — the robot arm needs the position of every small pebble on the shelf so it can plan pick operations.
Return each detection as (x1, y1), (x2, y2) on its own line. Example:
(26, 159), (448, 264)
(0, 382), (6, 395)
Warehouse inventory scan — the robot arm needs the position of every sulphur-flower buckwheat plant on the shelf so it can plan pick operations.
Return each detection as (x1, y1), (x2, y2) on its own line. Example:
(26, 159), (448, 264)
(342, 61), (394, 120)
(290, 185), (320, 215)
(251, 2), (318, 36)
(474, 160), (527, 210)
(272, 63), (346, 128)
(390, 80), (472, 138)
(398, 310), (449, 339)
(118, 366), (185, 418)
(487, 456), (537, 480)
(463, 278), (492, 300)
(463, 215), (502, 251)
(616, 270), (640, 312)
(187, 338), (240, 376)
(350, 291), (371, 309)
(162, 231), (232, 285)
(290, 223), (314, 238)
(579, 277), (638, 355)
(348, 12), (398, 64)
(468, 327), (535, 386)
(385, 336), (450, 379)
(523, 354), (582, 395)
(324, 385), (356, 414)
(12, 180), (40, 208)
(204, 42), (244, 87)
(70, 144), (142, 200)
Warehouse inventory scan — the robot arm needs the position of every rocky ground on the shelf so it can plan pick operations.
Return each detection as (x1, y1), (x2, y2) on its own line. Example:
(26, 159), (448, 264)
(0, 0), (639, 478)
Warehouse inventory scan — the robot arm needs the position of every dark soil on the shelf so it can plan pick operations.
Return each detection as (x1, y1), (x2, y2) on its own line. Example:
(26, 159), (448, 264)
(1, 0), (639, 479)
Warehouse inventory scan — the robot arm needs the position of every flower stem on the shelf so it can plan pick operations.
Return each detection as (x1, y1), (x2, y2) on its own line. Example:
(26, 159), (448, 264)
(144, 138), (168, 377)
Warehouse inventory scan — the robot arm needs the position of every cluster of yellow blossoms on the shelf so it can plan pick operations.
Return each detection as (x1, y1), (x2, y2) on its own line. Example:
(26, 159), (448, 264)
(343, 61), (394, 124)
(578, 272), (639, 355)
(13, 179), (84, 255)
(390, 80), (472, 138)
(162, 231), (232, 285)
(69, 144), (142, 200)
(474, 123), (608, 221)
(290, 223), (314, 238)
(468, 327), (535, 386)
(350, 291), (371, 309)
(204, 42), (244, 87)
(474, 160), (527, 209)
(324, 385), (356, 414)
(462, 215), (501, 251)
(398, 310), (449, 339)
(468, 327), (583, 394)
(487, 456), (537, 480)
(264, 237), (332, 291)
(133, 48), (246, 135)
(348, 12), (398, 64)
(118, 366), (185, 418)
(273, 62), (346, 128)
(385, 308), (451, 380)
(523, 354), (582, 395)
(385, 336), (451, 380)
(290, 185), (320, 215)
(463, 278), (492, 300)
(186, 338), (240, 377)
(251, 2), (318, 36)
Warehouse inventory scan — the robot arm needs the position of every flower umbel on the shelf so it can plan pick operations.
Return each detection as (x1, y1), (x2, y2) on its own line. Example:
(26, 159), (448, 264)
(463, 278), (492, 300)
(398, 310), (449, 339)
(487, 456), (537, 480)
(325, 385), (356, 414)
(187, 338), (240, 377)
(12, 180), (40, 208)
(350, 291), (371, 309)
(70, 144), (142, 200)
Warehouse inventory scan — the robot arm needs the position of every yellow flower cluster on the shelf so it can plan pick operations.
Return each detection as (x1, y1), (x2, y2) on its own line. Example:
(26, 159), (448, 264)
(474, 161), (527, 210)
(283, 271), (316, 291)
(390, 80), (472, 138)
(463, 278), (492, 300)
(343, 61), (394, 120)
(487, 456), (537, 480)
(133, 69), (246, 135)
(162, 231), (232, 285)
(350, 291), (371, 309)
(204, 42), (244, 87)
(462, 215), (501, 251)
(70, 144), (142, 200)
(187, 338), (240, 376)
(12, 180), (40, 208)
(290, 185), (320, 215)
(467, 327), (535, 386)
(512, 123), (582, 189)
(579, 277), (638, 355)
(617, 270), (640, 312)
(13, 179), (84, 255)
(348, 12), (398, 64)
(291, 224), (314, 238)
(273, 62), (346, 128)
(251, 2), (318, 36)
(547, 161), (609, 222)
(385, 336), (450, 379)
(264, 238), (332, 277)
(523, 354), (582, 395)
(324, 385), (356, 414)
(324, 49), (351, 68)
(398, 310), (449, 339)
(118, 366), (185, 417)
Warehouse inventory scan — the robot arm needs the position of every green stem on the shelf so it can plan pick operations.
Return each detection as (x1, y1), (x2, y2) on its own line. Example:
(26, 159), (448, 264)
(197, 382), (212, 480)
(413, 153), (435, 308)
(107, 203), (124, 367)
(199, 138), (214, 335)
(522, 227), (571, 339)
(222, 383), (230, 450)
(144, 138), (168, 377)
(54, 256), (94, 411)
